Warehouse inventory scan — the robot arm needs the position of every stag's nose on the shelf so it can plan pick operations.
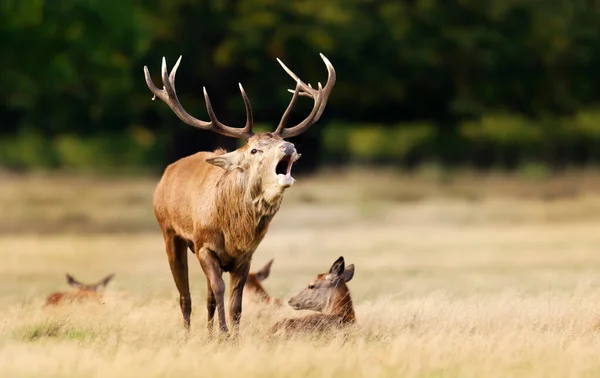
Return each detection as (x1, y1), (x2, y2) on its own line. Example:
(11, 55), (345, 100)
(280, 142), (295, 155)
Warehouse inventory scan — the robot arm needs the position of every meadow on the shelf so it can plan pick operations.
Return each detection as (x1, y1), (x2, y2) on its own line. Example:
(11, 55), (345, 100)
(2, 169), (600, 377)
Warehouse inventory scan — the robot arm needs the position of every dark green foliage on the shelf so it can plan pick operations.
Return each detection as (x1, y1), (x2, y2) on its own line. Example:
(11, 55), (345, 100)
(1, 0), (600, 171)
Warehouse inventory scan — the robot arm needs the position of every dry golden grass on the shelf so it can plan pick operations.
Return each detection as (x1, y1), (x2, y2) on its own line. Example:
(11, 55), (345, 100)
(2, 170), (600, 377)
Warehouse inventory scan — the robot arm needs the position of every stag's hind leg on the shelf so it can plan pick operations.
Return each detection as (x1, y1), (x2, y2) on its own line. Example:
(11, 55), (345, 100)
(162, 230), (192, 330)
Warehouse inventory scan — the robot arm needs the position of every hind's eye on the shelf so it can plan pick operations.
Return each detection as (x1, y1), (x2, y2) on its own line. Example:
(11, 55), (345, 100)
(251, 149), (258, 154)
(308, 284), (315, 289)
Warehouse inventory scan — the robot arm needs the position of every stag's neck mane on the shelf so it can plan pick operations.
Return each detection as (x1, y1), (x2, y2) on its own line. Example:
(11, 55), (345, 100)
(213, 165), (284, 253)
(216, 168), (284, 215)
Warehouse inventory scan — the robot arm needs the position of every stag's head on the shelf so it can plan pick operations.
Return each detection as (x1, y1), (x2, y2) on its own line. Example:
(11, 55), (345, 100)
(206, 133), (300, 191)
(143, 54), (336, 192)
(287, 256), (354, 313)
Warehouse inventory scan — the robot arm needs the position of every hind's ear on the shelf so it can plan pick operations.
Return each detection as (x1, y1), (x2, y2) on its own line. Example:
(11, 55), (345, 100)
(95, 273), (115, 289)
(255, 259), (273, 281)
(328, 256), (345, 277)
(343, 264), (354, 283)
(66, 274), (85, 289)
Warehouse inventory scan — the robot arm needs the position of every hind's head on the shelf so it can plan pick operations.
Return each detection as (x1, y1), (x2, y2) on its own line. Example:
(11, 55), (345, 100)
(287, 256), (354, 313)
(46, 273), (115, 306)
(245, 259), (282, 307)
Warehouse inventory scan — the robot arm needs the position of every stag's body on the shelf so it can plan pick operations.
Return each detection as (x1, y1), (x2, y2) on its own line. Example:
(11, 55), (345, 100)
(154, 145), (288, 333)
(145, 53), (335, 335)
(271, 256), (355, 334)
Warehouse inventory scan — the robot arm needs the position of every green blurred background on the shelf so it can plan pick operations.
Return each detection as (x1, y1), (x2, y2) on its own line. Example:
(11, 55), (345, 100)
(2, 0), (600, 175)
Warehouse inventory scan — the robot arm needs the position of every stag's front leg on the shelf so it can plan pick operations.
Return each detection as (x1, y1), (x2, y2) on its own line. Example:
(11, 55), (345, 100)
(206, 277), (217, 337)
(229, 262), (251, 336)
(197, 248), (228, 334)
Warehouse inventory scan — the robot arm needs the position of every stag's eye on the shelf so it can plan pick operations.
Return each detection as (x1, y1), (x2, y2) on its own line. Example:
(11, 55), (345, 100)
(251, 149), (258, 154)
(308, 284), (315, 289)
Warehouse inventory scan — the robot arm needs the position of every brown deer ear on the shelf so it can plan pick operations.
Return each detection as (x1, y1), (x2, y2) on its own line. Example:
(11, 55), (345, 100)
(93, 273), (115, 290)
(206, 151), (241, 171)
(66, 274), (86, 289)
(328, 256), (345, 277)
(343, 264), (354, 282)
(255, 259), (273, 281)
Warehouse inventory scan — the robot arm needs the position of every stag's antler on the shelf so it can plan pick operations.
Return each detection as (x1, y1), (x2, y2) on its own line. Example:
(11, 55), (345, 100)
(273, 53), (336, 139)
(144, 56), (254, 139)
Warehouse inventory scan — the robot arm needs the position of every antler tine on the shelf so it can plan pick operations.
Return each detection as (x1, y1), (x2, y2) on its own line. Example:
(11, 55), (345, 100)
(144, 56), (254, 139)
(238, 83), (254, 135)
(168, 55), (182, 84)
(202, 87), (219, 126)
(274, 53), (336, 139)
(276, 58), (314, 96)
(143, 63), (164, 102)
(274, 79), (302, 135)
(275, 83), (324, 138)
(285, 55), (336, 119)
(309, 54), (336, 120)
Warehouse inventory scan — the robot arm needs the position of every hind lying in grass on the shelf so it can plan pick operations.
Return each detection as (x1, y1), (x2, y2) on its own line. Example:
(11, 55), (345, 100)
(271, 256), (355, 334)
(245, 259), (283, 307)
(45, 273), (115, 306)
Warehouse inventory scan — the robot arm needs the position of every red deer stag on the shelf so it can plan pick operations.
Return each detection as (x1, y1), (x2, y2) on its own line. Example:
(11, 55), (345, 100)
(143, 53), (336, 336)
(271, 256), (355, 334)
(245, 259), (283, 307)
(45, 273), (115, 306)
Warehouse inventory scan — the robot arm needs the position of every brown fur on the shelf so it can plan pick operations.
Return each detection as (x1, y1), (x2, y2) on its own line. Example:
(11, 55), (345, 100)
(45, 273), (114, 307)
(45, 290), (103, 306)
(244, 259), (283, 307)
(270, 314), (347, 333)
(271, 257), (356, 334)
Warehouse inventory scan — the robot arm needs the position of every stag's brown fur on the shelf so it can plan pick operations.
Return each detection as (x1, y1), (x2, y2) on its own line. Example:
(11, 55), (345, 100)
(271, 257), (355, 334)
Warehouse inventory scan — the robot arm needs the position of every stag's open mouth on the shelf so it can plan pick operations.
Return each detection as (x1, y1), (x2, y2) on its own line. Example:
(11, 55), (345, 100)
(276, 153), (300, 188)
(276, 155), (292, 176)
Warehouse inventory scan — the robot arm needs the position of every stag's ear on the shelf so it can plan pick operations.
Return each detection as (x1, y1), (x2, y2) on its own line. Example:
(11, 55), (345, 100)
(255, 259), (273, 281)
(206, 151), (242, 171)
(343, 264), (355, 283)
(328, 256), (345, 278)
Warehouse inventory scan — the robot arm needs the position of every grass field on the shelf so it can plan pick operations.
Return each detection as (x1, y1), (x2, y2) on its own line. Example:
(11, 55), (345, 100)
(2, 170), (600, 377)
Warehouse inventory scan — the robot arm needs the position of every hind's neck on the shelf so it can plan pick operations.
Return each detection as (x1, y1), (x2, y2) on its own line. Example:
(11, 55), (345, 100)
(328, 283), (356, 323)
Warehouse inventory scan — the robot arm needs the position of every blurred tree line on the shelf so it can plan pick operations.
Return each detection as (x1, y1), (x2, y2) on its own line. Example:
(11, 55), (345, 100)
(2, 0), (600, 173)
